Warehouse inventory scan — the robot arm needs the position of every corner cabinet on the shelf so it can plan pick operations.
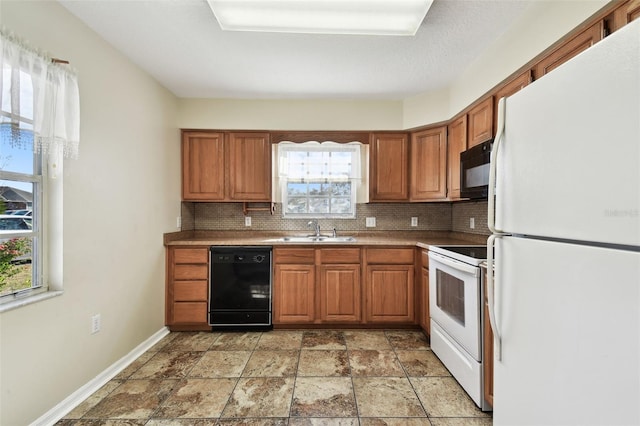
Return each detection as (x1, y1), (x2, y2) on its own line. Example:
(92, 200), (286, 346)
(181, 130), (271, 202)
(364, 248), (415, 324)
(370, 133), (409, 202)
(166, 246), (210, 331)
(410, 126), (447, 201)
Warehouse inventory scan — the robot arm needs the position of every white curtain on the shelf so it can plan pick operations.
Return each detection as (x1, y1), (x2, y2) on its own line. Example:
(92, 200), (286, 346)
(0, 27), (80, 159)
(278, 141), (361, 182)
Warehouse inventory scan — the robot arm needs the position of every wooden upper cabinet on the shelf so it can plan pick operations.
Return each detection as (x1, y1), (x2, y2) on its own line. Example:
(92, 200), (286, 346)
(467, 97), (494, 147)
(606, 0), (640, 33)
(182, 130), (271, 202)
(447, 115), (467, 200)
(182, 132), (225, 201)
(410, 126), (447, 201)
(493, 70), (533, 133)
(533, 22), (603, 80)
(228, 132), (271, 201)
(370, 133), (409, 201)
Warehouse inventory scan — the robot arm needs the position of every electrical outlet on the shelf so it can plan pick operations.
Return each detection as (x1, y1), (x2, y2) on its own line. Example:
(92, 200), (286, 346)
(176, 216), (181, 229)
(411, 217), (418, 227)
(245, 216), (252, 227)
(91, 314), (101, 334)
(365, 217), (376, 227)
(470, 217), (475, 229)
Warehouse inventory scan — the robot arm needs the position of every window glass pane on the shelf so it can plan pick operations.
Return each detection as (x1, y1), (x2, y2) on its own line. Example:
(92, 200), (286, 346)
(308, 183), (322, 196)
(331, 198), (351, 213)
(0, 180), (33, 215)
(0, 138), (34, 174)
(309, 198), (329, 213)
(0, 236), (33, 296)
(331, 182), (351, 196)
(287, 182), (307, 196)
(285, 197), (308, 214)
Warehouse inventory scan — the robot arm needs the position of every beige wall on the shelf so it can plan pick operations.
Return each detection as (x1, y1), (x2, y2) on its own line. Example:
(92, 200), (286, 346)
(0, 1), (180, 425)
(178, 98), (404, 130)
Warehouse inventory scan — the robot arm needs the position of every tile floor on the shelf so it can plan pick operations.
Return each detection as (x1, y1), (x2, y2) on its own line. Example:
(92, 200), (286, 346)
(57, 329), (492, 425)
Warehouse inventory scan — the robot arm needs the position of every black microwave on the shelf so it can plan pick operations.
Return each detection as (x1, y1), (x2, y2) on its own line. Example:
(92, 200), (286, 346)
(460, 140), (492, 199)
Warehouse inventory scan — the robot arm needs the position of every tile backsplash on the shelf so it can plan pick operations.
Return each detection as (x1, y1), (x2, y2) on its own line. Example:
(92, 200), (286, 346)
(181, 200), (489, 235)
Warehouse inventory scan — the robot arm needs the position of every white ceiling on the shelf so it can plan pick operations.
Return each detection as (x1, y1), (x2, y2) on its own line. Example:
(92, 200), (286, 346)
(59, 0), (533, 100)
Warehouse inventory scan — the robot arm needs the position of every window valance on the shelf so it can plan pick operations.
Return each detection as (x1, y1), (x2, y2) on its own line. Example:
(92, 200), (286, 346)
(1, 27), (80, 159)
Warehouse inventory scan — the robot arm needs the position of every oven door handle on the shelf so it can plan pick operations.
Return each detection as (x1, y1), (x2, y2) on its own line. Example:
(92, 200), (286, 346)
(428, 251), (480, 276)
(487, 234), (502, 361)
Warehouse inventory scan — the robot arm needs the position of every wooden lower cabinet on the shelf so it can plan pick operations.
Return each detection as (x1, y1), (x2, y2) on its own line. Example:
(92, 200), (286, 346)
(274, 246), (423, 326)
(366, 265), (415, 323)
(365, 248), (416, 324)
(166, 246), (210, 330)
(319, 264), (361, 323)
(273, 264), (315, 323)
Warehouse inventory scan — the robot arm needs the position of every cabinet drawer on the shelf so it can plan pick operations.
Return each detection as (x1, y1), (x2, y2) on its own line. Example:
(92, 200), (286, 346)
(174, 264), (208, 280)
(174, 280), (208, 301)
(274, 248), (315, 264)
(172, 302), (207, 324)
(319, 248), (361, 264)
(173, 248), (209, 264)
(366, 248), (414, 264)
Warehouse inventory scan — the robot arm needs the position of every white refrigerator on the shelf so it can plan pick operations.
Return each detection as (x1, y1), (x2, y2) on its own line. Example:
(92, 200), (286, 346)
(487, 18), (640, 426)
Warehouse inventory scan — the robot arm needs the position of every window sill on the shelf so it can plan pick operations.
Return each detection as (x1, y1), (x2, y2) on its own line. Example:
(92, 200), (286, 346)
(0, 290), (63, 313)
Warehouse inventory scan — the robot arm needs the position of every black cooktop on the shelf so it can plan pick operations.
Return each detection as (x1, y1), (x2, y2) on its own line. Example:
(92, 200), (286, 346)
(444, 246), (487, 259)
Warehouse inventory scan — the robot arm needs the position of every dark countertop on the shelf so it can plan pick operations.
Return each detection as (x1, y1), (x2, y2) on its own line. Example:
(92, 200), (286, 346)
(164, 230), (489, 249)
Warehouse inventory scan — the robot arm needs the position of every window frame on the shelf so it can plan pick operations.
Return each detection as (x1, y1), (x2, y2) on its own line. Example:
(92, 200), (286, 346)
(0, 146), (46, 302)
(277, 142), (363, 219)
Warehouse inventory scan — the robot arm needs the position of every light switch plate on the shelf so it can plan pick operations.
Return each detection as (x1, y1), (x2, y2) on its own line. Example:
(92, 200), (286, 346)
(365, 217), (376, 227)
(245, 216), (252, 227)
(411, 217), (418, 227)
(470, 217), (475, 229)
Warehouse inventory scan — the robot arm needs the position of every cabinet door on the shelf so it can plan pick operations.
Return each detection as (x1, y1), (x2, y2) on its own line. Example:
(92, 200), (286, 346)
(370, 133), (409, 201)
(410, 126), (447, 201)
(228, 132), (271, 201)
(366, 265), (415, 323)
(273, 264), (315, 323)
(182, 132), (225, 201)
(493, 70), (532, 133)
(467, 97), (494, 147)
(533, 22), (603, 80)
(447, 115), (467, 200)
(319, 264), (361, 323)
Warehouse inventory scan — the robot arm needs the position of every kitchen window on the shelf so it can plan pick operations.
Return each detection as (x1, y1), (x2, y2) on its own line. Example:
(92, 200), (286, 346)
(0, 29), (79, 310)
(276, 141), (366, 218)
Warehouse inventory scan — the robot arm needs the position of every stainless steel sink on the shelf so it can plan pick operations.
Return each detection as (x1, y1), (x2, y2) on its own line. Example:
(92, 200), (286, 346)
(265, 235), (356, 243)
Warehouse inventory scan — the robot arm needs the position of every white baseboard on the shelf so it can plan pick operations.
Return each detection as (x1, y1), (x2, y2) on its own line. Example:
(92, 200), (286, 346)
(31, 327), (170, 426)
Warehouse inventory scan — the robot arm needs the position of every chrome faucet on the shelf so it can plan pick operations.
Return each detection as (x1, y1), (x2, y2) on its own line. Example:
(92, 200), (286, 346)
(308, 220), (321, 237)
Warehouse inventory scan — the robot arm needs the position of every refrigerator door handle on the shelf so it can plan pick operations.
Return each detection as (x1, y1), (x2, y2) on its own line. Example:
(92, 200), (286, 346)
(487, 234), (502, 361)
(488, 97), (505, 235)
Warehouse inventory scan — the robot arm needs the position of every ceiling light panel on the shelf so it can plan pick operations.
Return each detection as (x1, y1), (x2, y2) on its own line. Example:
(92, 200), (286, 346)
(207, 0), (433, 36)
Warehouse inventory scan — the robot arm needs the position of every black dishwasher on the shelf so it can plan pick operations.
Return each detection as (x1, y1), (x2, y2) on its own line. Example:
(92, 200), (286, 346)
(208, 246), (273, 330)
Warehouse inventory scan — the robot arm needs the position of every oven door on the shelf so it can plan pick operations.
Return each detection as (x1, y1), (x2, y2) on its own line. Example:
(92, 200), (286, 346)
(429, 251), (482, 360)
